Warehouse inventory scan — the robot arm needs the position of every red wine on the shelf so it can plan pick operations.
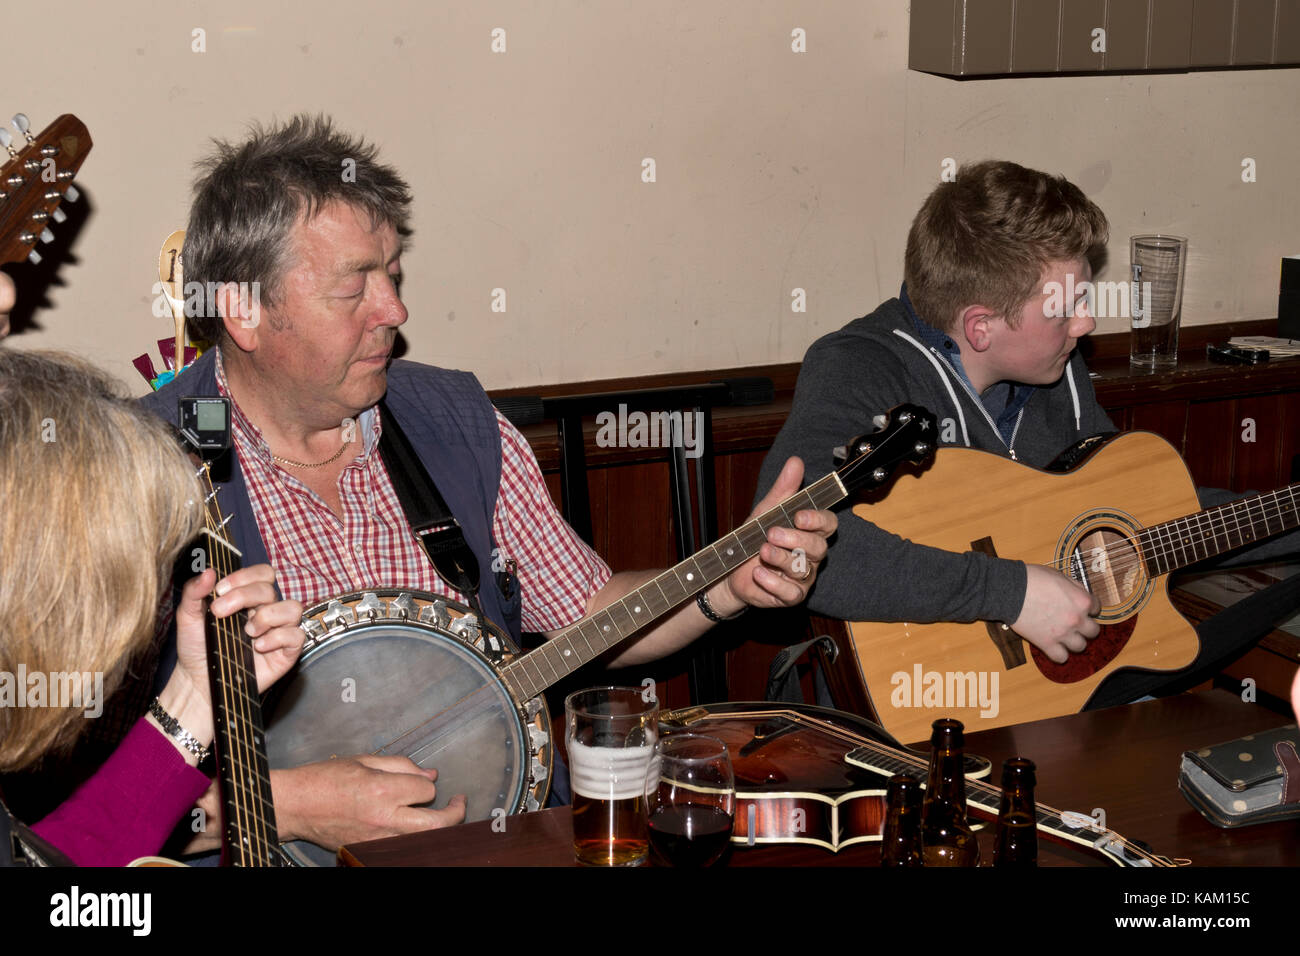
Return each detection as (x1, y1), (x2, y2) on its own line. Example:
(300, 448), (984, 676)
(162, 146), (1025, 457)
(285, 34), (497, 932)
(647, 805), (733, 867)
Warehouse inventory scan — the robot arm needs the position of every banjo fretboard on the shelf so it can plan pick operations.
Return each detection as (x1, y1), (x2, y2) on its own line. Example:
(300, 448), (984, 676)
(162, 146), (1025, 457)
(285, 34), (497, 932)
(499, 404), (937, 702)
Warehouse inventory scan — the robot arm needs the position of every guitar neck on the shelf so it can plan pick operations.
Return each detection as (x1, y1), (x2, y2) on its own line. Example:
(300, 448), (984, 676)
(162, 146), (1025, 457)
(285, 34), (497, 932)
(201, 528), (282, 866)
(1140, 483), (1300, 576)
(501, 471), (847, 701)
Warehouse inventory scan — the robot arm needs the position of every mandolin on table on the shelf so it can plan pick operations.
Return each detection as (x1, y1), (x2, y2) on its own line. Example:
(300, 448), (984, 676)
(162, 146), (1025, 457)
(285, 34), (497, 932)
(662, 702), (1182, 867)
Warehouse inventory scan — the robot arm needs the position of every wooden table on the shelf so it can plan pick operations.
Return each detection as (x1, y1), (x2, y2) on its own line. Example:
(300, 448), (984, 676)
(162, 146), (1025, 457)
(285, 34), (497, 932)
(340, 689), (1299, 867)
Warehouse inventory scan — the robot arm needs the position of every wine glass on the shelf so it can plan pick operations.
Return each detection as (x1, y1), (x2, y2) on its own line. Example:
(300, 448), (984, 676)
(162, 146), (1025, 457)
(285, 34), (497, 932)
(644, 733), (735, 867)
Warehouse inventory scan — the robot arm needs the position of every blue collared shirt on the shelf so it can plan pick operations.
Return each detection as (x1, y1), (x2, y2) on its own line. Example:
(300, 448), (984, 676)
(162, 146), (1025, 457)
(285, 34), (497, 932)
(899, 284), (1033, 447)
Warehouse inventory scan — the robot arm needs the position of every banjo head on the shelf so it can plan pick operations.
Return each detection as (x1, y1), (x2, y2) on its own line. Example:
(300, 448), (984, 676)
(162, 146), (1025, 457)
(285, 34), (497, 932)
(263, 590), (552, 867)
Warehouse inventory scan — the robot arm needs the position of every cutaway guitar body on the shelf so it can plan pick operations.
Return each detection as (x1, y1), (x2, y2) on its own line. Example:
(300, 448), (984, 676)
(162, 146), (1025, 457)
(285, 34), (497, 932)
(846, 431), (1299, 744)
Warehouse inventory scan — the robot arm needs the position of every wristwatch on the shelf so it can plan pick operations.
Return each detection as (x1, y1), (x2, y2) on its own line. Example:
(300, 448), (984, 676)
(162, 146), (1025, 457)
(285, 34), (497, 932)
(148, 697), (212, 763)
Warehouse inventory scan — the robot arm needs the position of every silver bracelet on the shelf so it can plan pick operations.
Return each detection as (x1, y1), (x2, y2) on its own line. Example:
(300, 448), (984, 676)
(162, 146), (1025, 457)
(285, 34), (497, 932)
(696, 590), (746, 623)
(148, 697), (211, 763)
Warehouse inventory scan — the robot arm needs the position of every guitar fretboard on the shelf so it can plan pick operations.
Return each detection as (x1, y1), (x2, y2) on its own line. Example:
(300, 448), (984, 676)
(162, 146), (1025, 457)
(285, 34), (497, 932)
(501, 472), (847, 702)
(202, 519), (282, 866)
(1139, 483), (1300, 576)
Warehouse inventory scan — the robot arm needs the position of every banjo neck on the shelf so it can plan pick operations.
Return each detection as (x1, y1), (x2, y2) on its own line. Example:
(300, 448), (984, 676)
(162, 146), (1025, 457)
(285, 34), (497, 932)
(500, 404), (938, 702)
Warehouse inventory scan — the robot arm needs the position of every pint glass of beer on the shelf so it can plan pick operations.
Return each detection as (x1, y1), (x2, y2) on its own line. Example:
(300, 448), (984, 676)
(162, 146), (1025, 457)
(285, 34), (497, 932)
(565, 686), (659, 866)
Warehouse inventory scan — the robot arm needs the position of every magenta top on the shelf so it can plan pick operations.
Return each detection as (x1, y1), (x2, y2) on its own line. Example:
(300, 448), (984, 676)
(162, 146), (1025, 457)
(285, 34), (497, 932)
(32, 718), (211, 866)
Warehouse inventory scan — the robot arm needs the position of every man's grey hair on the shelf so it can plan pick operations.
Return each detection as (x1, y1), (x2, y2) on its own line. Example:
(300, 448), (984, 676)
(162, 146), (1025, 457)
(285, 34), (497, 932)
(182, 114), (412, 342)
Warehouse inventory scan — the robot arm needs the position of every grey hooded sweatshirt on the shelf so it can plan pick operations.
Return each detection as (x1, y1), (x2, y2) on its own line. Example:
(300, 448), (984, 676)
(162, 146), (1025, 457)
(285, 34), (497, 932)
(755, 294), (1300, 627)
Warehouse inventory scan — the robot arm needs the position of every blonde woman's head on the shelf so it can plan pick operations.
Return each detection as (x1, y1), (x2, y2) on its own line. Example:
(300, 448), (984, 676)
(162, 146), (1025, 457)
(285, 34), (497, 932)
(0, 350), (202, 770)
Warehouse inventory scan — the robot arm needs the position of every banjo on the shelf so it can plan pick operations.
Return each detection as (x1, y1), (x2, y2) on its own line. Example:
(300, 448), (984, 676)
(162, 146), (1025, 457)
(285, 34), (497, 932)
(264, 404), (938, 865)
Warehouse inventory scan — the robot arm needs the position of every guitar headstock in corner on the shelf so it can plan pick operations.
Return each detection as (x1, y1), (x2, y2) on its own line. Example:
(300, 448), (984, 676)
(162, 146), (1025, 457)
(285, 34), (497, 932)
(0, 113), (91, 266)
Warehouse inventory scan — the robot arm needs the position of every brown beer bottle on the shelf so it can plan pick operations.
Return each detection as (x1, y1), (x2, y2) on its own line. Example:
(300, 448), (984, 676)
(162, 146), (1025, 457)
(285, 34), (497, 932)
(880, 775), (923, 867)
(920, 718), (980, 866)
(993, 757), (1038, 867)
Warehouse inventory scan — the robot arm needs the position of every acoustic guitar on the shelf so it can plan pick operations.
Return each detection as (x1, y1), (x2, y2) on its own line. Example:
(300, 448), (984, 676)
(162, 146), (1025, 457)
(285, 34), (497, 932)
(842, 430), (1299, 744)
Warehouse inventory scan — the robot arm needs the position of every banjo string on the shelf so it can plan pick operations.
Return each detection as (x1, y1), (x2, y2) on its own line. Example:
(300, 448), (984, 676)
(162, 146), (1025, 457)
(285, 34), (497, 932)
(370, 673), (505, 757)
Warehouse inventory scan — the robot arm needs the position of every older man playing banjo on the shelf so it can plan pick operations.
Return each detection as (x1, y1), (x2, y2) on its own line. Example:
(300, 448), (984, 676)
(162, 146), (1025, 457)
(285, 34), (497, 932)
(133, 115), (836, 858)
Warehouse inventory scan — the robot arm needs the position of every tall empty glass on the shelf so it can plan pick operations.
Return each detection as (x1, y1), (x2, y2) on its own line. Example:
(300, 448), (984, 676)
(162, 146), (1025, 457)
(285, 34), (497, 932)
(1129, 235), (1188, 370)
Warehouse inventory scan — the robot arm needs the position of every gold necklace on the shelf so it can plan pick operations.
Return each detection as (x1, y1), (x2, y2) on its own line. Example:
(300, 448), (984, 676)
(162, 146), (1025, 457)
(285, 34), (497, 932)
(271, 441), (348, 469)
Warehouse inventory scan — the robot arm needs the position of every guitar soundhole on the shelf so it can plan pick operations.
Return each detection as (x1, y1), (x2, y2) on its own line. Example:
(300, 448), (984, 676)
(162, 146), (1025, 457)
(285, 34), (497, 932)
(1072, 528), (1142, 608)
(1030, 616), (1137, 683)
(1030, 524), (1144, 684)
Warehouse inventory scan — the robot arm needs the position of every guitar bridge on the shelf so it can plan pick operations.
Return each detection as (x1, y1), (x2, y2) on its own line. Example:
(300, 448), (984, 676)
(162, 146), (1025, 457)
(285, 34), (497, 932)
(661, 706), (709, 726)
(971, 536), (1027, 669)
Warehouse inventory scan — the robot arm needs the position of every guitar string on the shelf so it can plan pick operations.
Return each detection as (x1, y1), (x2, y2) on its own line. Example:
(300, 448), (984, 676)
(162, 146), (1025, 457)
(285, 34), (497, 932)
(1035, 489), (1299, 583)
(1056, 491), (1299, 577)
(212, 471), (269, 864)
(204, 467), (272, 864)
(709, 708), (1178, 866)
(204, 488), (251, 864)
(208, 482), (260, 864)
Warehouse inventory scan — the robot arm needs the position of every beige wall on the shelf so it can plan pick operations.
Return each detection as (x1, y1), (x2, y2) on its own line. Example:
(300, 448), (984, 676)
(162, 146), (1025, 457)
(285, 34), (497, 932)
(5, 1), (1298, 392)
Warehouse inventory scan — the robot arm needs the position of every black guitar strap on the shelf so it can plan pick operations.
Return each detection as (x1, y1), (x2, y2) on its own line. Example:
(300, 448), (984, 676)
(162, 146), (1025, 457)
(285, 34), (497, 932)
(376, 400), (489, 626)
(0, 789), (74, 868)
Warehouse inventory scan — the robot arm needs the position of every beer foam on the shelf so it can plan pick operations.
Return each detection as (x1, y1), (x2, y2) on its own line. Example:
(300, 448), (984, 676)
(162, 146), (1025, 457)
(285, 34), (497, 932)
(569, 740), (657, 801)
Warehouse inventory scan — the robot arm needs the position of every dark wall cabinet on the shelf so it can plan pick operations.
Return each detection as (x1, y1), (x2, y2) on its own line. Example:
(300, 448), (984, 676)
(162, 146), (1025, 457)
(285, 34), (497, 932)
(910, 0), (1300, 76)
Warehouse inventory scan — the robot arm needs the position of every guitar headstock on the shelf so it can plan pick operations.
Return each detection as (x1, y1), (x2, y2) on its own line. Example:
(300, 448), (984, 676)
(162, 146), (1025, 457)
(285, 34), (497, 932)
(833, 403), (938, 496)
(0, 113), (92, 266)
(175, 396), (236, 555)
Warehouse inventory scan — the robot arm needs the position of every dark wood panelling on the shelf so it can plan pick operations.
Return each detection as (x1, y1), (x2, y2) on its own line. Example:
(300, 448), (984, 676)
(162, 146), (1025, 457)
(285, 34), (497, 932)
(1183, 398), (1236, 488)
(1281, 392), (1300, 484)
(1128, 399), (1189, 451)
(1234, 393), (1292, 493)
